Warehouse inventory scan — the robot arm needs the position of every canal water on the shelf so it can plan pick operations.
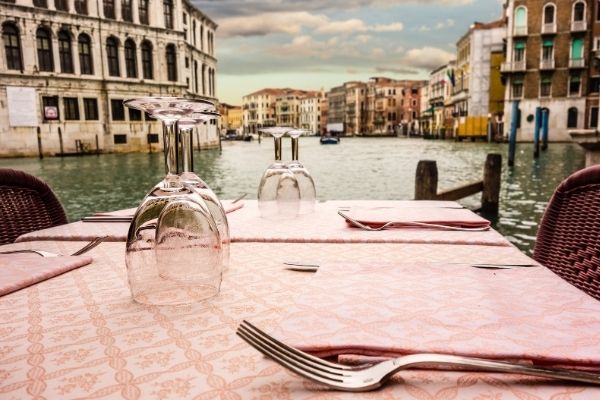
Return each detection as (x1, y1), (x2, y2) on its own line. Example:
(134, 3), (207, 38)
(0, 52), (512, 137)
(0, 137), (585, 254)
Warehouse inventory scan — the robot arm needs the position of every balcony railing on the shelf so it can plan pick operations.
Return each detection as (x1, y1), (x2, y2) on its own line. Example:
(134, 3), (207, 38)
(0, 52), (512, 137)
(541, 23), (556, 35)
(540, 59), (555, 70)
(500, 60), (526, 72)
(571, 20), (587, 32)
(513, 25), (527, 36)
(569, 57), (585, 68)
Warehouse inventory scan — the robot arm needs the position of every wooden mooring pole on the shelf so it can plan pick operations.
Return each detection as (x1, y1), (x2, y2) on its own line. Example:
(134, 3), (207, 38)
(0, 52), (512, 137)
(415, 153), (502, 215)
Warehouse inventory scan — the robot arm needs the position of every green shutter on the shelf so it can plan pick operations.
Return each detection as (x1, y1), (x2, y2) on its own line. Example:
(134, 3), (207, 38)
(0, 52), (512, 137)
(514, 41), (526, 50)
(515, 7), (527, 27)
(571, 38), (583, 59)
(543, 39), (553, 47)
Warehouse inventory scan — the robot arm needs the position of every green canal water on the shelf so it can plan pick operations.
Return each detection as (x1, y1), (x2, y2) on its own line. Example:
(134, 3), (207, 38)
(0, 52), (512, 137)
(0, 137), (585, 254)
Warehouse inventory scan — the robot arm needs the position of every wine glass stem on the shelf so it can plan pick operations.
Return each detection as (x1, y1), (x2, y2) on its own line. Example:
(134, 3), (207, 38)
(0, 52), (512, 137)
(163, 121), (180, 187)
(180, 128), (194, 173)
(291, 137), (299, 161)
(274, 136), (282, 161)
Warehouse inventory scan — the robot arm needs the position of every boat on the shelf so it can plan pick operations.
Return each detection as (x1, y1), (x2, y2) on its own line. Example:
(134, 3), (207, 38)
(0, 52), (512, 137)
(320, 136), (340, 145)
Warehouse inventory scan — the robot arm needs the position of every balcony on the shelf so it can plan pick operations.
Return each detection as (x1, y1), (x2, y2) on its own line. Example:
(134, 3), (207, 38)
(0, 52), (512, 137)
(501, 60), (526, 72)
(571, 20), (587, 32)
(513, 25), (527, 37)
(540, 59), (555, 70)
(569, 58), (585, 68)
(541, 23), (556, 35)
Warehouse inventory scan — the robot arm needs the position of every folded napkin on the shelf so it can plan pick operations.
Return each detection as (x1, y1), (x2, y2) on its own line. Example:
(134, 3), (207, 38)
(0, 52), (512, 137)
(275, 261), (600, 371)
(0, 253), (93, 296)
(93, 201), (244, 218)
(341, 206), (490, 229)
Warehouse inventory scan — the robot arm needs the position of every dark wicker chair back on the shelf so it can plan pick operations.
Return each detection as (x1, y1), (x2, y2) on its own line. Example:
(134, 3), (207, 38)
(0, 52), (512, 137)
(0, 168), (68, 244)
(533, 164), (600, 301)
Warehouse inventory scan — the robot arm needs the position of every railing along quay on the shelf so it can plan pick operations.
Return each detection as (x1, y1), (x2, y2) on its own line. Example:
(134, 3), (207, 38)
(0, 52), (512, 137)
(414, 153), (502, 215)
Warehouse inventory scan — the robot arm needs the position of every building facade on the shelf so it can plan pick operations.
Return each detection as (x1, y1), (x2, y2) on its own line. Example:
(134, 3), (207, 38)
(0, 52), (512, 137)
(299, 90), (323, 135)
(218, 103), (242, 135)
(326, 85), (345, 134)
(275, 90), (306, 127)
(502, 0), (593, 141)
(0, 0), (218, 157)
(428, 62), (455, 137)
(241, 88), (285, 133)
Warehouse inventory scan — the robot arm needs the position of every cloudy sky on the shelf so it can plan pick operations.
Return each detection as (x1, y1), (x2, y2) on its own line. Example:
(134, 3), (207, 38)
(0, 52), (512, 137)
(194, 0), (503, 104)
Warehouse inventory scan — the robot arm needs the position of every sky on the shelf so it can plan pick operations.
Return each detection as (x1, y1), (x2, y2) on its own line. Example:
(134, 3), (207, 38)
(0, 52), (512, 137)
(193, 0), (504, 105)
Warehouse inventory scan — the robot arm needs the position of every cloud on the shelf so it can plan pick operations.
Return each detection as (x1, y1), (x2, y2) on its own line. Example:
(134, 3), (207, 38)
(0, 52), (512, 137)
(355, 34), (372, 44)
(400, 46), (454, 69)
(218, 12), (403, 37)
(195, 0), (475, 18)
(375, 66), (420, 75)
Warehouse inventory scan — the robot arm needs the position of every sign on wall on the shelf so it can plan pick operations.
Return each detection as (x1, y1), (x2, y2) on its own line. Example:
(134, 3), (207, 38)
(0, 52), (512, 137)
(44, 106), (58, 120)
(6, 87), (38, 127)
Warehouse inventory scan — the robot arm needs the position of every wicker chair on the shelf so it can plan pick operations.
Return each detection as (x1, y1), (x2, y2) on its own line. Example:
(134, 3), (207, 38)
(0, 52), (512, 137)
(0, 168), (68, 244)
(533, 164), (600, 301)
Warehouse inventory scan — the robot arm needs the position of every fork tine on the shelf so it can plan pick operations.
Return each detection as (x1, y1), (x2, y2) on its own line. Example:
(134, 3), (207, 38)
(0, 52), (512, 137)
(236, 326), (348, 387)
(71, 236), (108, 256)
(338, 211), (374, 231)
(240, 321), (354, 372)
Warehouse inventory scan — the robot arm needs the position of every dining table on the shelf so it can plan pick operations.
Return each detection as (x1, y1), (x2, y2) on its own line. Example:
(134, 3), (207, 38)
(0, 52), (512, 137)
(1, 199), (599, 399)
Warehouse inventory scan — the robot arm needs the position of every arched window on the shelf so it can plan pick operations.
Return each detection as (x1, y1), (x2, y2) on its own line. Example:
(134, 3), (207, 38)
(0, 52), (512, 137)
(36, 27), (54, 72)
(165, 43), (176, 81)
(201, 63), (206, 94)
(567, 107), (578, 128)
(58, 31), (73, 73)
(543, 4), (555, 24)
(514, 6), (527, 34)
(573, 1), (585, 21)
(193, 60), (198, 92)
(122, 0), (132, 21)
(163, 0), (173, 29)
(141, 40), (153, 79)
(106, 36), (120, 76)
(138, 0), (149, 24)
(2, 23), (23, 70)
(78, 33), (93, 74)
(200, 25), (204, 50)
(124, 38), (137, 77)
(75, 0), (87, 14)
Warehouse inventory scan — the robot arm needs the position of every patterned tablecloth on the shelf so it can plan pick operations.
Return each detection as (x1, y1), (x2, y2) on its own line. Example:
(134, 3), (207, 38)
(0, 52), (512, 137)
(16, 200), (511, 246)
(1, 240), (597, 399)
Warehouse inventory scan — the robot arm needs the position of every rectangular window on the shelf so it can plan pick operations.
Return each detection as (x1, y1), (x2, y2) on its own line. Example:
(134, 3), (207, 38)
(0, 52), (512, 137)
(512, 79), (523, 98)
(75, 0), (87, 14)
(147, 133), (159, 143)
(104, 0), (115, 18)
(83, 98), (98, 120)
(590, 77), (600, 93)
(114, 134), (127, 144)
(542, 39), (553, 61)
(122, 0), (132, 21)
(591, 107), (599, 128)
(540, 77), (552, 97)
(514, 41), (525, 62)
(569, 74), (581, 96)
(138, 0), (149, 24)
(55, 0), (68, 11)
(63, 97), (80, 120)
(129, 108), (142, 121)
(111, 99), (125, 120)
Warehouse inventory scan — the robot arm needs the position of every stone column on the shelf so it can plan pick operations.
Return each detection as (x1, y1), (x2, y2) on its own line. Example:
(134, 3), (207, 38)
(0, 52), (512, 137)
(570, 130), (600, 166)
(131, 0), (139, 24)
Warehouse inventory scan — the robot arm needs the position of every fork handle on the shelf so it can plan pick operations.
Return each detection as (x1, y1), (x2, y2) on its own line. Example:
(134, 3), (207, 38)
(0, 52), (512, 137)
(389, 354), (600, 385)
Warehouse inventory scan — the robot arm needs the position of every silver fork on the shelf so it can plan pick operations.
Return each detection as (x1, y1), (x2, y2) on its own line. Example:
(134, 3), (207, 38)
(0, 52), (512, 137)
(0, 236), (108, 257)
(338, 211), (490, 232)
(236, 320), (600, 391)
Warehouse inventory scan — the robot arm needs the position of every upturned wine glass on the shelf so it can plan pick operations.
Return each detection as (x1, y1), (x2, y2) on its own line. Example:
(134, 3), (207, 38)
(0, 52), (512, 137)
(123, 97), (222, 305)
(257, 127), (300, 219)
(286, 129), (316, 214)
(178, 111), (231, 267)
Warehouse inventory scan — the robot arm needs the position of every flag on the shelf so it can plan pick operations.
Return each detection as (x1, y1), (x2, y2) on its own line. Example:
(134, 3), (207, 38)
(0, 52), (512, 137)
(446, 69), (455, 87)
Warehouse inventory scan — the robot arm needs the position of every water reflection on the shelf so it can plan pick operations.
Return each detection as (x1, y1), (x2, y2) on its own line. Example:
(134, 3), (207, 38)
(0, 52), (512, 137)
(0, 138), (585, 253)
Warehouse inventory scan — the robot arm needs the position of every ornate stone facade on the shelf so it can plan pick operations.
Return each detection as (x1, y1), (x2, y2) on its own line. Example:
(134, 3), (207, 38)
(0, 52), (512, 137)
(0, 0), (217, 157)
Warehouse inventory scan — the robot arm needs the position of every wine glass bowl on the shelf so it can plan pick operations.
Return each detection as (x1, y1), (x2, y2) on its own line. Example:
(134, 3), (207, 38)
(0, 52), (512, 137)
(257, 127), (301, 219)
(286, 129), (316, 215)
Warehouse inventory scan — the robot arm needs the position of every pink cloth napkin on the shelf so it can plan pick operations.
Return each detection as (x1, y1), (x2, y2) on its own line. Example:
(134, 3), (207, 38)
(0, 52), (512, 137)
(0, 253), (93, 296)
(341, 206), (491, 229)
(94, 201), (244, 217)
(275, 261), (600, 371)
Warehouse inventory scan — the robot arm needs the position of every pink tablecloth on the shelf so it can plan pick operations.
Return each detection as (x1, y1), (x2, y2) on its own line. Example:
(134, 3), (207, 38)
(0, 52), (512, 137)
(16, 200), (510, 246)
(1, 240), (597, 398)
(274, 261), (600, 370)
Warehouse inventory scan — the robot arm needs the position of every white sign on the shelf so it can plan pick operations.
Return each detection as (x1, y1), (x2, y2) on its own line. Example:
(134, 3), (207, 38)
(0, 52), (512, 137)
(6, 87), (38, 127)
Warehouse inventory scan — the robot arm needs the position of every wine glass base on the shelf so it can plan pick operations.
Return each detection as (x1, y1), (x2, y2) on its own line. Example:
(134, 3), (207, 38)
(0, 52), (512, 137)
(132, 284), (220, 306)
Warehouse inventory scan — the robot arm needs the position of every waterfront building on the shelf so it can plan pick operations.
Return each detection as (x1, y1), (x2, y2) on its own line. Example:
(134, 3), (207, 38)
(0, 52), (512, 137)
(299, 90), (323, 135)
(326, 85), (346, 134)
(428, 61), (456, 137)
(218, 103), (242, 135)
(344, 81), (367, 136)
(400, 81), (425, 135)
(275, 89), (307, 127)
(319, 94), (328, 135)
(452, 20), (505, 139)
(419, 80), (432, 135)
(0, 0), (218, 157)
(241, 88), (286, 133)
(502, 0), (594, 141)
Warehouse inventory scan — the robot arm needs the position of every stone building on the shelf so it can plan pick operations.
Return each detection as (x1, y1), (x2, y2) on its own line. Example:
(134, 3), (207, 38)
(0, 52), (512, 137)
(344, 81), (367, 136)
(218, 103), (242, 135)
(299, 90), (323, 135)
(502, 0), (593, 141)
(428, 62), (455, 137)
(275, 89), (307, 127)
(326, 85), (345, 134)
(0, 0), (218, 157)
(241, 88), (285, 133)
